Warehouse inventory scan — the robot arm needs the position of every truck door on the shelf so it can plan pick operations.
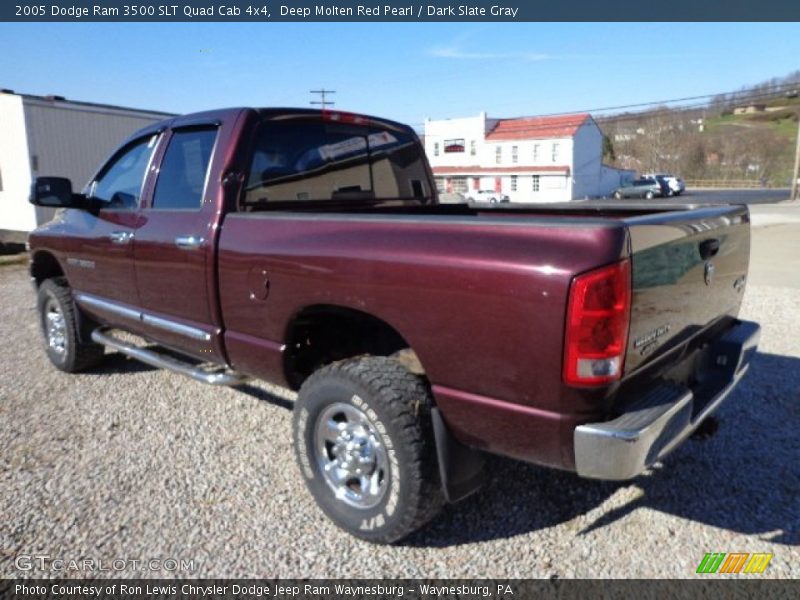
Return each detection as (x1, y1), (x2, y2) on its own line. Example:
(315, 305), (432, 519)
(131, 125), (223, 360)
(70, 133), (159, 310)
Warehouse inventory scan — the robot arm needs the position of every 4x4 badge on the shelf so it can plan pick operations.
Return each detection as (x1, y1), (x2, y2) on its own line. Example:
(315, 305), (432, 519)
(704, 261), (715, 286)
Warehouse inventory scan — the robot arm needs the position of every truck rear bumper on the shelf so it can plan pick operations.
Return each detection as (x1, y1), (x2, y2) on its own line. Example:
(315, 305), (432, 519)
(574, 320), (760, 480)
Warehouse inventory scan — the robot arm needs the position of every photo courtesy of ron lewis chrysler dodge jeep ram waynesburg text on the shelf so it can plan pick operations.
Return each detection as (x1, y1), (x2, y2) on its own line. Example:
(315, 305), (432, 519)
(27, 107), (759, 543)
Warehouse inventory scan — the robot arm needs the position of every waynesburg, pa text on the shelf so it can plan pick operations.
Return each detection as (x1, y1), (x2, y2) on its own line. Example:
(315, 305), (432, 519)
(15, 583), (515, 597)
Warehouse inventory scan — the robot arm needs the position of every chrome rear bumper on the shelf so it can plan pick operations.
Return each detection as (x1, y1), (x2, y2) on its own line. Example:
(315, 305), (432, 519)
(574, 320), (760, 480)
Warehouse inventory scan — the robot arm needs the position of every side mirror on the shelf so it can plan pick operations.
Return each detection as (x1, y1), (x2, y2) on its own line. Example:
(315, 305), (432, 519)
(30, 177), (86, 208)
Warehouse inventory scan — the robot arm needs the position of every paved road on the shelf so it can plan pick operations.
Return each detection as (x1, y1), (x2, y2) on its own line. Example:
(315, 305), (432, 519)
(653, 188), (790, 205)
(1, 225), (798, 579)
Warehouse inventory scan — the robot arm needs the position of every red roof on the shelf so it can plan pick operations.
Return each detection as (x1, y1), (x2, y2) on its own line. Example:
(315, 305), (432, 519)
(432, 165), (570, 174)
(486, 113), (590, 141)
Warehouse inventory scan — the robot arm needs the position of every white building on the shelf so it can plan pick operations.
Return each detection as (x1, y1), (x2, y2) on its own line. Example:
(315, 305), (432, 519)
(0, 90), (171, 243)
(424, 112), (633, 203)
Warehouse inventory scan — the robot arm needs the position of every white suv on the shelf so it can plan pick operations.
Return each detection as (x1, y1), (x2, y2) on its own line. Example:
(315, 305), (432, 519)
(644, 173), (685, 196)
(465, 189), (510, 203)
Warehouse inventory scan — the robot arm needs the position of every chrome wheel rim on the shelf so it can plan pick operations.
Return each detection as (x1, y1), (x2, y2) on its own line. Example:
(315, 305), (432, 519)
(314, 402), (389, 509)
(44, 299), (67, 356)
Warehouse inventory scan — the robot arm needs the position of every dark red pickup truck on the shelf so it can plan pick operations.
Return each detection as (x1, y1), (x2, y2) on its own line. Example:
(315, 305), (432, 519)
(28, 107), (759, 543)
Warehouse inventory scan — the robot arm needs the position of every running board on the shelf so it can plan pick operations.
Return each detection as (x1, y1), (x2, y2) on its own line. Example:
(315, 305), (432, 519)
(91, 329), (248, 386)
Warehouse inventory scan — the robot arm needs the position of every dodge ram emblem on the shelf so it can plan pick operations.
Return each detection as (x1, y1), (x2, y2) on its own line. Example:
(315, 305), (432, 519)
(704, 261), (715, 286)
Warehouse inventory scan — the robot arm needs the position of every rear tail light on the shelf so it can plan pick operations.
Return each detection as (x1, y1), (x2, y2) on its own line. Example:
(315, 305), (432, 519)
(563, 259), (631, 386)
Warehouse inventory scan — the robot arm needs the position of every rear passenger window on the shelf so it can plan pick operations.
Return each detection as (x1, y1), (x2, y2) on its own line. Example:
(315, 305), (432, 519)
(152, 128), (217, 210)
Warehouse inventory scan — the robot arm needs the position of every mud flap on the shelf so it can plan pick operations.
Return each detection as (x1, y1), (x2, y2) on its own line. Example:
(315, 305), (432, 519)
(431, 407), (487, 503)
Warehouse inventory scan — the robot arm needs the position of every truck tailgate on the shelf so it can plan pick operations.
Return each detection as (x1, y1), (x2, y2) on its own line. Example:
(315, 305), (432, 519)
(624, 205), (750, 374)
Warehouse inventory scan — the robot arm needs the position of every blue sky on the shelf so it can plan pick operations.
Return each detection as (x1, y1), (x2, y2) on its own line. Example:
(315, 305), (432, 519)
(1, 22), (798, 129)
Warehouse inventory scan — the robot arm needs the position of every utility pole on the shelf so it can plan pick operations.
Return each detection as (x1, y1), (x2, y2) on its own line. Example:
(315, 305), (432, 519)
(310, 89), (336, 110)
(791, 118), (800, 201)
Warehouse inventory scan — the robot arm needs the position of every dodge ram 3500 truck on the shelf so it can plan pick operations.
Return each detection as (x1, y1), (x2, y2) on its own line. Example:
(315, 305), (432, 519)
(28, 108), (760, 543)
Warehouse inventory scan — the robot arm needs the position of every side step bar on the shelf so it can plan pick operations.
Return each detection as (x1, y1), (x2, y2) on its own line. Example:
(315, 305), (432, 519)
(91, 329), (248, 386)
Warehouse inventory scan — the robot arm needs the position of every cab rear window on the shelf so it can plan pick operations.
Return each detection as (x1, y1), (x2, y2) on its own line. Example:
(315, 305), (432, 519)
(243, 119), (431, 207)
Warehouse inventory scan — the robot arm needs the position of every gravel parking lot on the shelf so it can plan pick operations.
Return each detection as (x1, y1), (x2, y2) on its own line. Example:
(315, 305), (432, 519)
(1, 252), (798, 578)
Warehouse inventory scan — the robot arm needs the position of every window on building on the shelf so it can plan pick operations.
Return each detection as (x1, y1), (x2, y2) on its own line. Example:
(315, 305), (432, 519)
(152, 128), (218, 210)
(533, 144), (540, 162)
(511, 175), (517, 191)
(532, 175), (540, 192)
(450, 178), (467, 193)
(495, 146), (502, 164)
(511, 146), (518, 163)
(434, 143), (439, 156)
(444, 139), (465, 153)
(470, 140), (476, 156)
(552, 143), (560, 163)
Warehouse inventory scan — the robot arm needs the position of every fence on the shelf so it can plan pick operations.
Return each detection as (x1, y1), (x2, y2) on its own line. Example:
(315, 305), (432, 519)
(684, 179), (779, 189)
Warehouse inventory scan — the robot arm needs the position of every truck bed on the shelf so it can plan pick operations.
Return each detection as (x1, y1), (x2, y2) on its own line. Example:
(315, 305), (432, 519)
(217, 202), (750, 470)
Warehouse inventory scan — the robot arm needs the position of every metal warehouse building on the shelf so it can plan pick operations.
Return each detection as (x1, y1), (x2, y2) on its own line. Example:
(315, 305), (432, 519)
(0, 90), (172, 243)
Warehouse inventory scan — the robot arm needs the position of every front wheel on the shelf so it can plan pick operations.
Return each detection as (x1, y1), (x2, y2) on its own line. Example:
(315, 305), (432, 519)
(645, 191), (655, 199)
(37, 278), (105, 372)
(613, 191), (623, 200)
(292, 356), (444, 543)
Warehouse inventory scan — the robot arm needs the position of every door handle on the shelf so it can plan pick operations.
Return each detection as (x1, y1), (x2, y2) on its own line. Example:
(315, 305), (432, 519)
(175, 235), (205, 250)
(109, 231), (133, 244)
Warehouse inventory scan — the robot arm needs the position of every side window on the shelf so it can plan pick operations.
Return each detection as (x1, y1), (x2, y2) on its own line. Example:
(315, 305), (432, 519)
(151, 128), (217, 210)
(91, 135), (158, 210)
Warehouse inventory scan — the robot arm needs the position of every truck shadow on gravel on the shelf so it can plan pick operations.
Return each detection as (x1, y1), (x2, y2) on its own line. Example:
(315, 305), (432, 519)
(405, 351), (799, 548)
(88, 352), (160, 375)
(91, 352), (297, 411)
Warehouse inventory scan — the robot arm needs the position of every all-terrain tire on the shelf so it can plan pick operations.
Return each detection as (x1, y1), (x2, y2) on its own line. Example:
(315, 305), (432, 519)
(292, 356), (444, 543)
(37, 278), (105, 373)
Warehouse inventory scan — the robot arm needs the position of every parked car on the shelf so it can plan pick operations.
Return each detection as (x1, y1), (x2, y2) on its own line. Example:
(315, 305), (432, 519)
(465, 189), (510, 203)
(643, 172), (686, 196)
(613, 177), (667, 199)
(437, 191), (467, 204)
(28, 107), (758, 544)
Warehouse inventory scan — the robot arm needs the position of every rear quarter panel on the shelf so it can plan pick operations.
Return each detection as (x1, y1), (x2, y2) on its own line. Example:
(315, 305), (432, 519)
(218, 212), (629, 468)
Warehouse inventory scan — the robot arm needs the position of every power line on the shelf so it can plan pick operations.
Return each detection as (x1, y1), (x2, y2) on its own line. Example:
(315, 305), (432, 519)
(412, 80), (800, 131)
(310, 89), (336, 109)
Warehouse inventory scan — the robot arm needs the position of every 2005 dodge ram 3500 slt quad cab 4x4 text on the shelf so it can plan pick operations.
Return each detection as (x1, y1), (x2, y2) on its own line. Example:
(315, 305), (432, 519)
(27, 107), (759, 543)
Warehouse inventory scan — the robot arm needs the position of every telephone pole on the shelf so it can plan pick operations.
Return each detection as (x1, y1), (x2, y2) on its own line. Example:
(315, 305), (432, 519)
(791, 118), (800, 201)
(310, 89), (336, 110)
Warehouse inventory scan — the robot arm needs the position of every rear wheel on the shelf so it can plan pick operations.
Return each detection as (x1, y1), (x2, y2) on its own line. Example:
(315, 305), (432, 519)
(37, 278), (104, 373)
(293, 356), (444, 543)
(614, 191), (623, 200)
(645, 191), (655, 199)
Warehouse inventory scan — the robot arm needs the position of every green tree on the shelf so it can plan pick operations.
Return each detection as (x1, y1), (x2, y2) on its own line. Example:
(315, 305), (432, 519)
(602, 134), (616, 163)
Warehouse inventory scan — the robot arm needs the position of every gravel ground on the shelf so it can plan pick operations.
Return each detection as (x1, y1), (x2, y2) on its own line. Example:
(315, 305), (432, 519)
(0, 264), (798, 579)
